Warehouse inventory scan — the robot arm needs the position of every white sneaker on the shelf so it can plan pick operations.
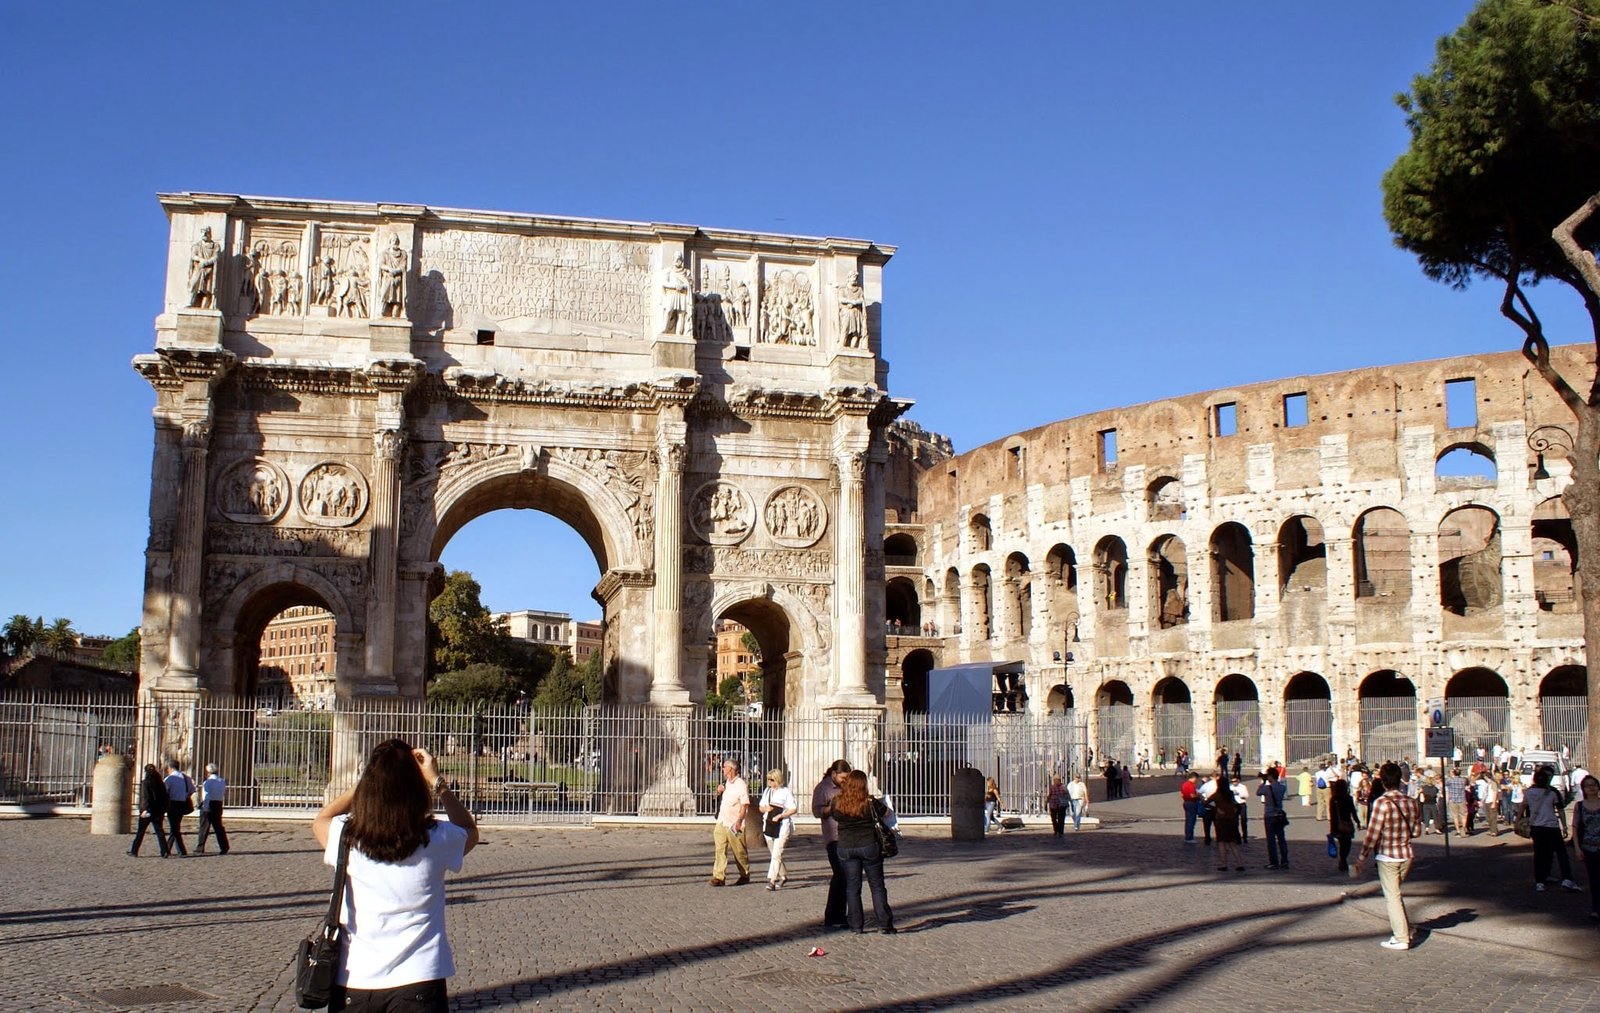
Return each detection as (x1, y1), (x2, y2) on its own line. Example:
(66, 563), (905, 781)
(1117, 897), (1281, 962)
(1535, 882), (1547, 892)
(1380, 938), (1410, 950)
(1562, 879), (1580, 892)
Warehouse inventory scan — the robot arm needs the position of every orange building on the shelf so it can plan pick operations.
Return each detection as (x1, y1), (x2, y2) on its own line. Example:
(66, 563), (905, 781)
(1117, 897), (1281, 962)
(257, 605), (337, 706)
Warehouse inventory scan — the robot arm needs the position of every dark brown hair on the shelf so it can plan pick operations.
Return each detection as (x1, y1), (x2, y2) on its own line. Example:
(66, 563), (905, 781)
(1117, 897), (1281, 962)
(833, 770), (871, 818)
(347, 738), (436, 863)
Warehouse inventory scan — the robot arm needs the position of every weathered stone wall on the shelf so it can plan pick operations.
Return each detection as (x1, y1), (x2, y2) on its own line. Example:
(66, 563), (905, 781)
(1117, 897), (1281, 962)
(893, 345), (1592, 765)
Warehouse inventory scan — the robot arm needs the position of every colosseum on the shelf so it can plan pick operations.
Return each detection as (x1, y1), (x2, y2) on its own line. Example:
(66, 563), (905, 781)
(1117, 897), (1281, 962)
(882, 343), (1592, 770)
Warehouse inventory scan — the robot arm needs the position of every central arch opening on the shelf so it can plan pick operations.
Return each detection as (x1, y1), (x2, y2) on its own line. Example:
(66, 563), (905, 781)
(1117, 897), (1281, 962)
(1283, 671), (1332, 766)
(1358, 670), (1416, 763)
(714, 598), (794, 714)
(1214, 673), (1260, 768)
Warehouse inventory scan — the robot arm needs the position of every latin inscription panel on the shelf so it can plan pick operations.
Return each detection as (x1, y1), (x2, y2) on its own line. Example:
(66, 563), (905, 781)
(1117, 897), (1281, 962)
(416, 230), (652, 332)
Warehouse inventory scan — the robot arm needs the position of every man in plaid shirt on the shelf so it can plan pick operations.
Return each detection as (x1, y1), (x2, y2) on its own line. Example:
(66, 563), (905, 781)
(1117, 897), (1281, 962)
(1353, 762), (1422, 949)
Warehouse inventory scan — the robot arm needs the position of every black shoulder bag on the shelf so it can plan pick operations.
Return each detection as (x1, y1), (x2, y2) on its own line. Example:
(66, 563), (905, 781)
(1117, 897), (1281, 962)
(296, 831), (353, 1009)
(870, 800), (900, 859)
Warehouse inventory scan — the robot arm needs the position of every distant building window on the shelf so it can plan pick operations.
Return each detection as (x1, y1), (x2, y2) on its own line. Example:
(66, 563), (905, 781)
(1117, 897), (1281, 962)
(1283, 392), (1307, 428)
(1099, 429), (1118, 470)
(1446, 377), (1476, 428)
(1214, 402), (1237, 437)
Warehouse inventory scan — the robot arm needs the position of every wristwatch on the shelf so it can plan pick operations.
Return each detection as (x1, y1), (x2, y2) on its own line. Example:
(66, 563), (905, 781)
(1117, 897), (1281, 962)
(433, 776), (448, 794)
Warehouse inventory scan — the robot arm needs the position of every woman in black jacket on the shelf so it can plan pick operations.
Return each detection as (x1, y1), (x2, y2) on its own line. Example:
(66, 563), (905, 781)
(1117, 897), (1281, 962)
(824, 770), (896, 934)
(1328, 778), (1358, 872)
(129, 763), (170, 857)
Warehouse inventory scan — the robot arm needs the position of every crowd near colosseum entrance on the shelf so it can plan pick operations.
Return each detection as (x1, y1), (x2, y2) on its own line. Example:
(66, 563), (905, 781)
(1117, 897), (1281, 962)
(134, 193), (1590, 809)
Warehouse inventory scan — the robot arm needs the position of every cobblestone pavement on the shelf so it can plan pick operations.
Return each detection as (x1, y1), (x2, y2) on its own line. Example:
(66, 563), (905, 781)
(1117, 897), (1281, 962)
(4, 795), (1598, 1012)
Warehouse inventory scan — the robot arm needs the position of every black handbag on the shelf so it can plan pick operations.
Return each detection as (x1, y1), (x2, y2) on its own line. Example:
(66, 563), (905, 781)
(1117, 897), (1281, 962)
(870, 801), (900, 859)
(295, 832), (353, 1009)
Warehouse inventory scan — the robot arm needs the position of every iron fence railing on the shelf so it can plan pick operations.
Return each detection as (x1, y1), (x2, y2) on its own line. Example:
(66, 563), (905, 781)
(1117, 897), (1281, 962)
(1539, 695), (1588, 768)
(1359, 696), (1417, 764)
(1283, 699), (1333, 768)
(1214, 701), (1262, 767)
(0, 691), (1087, 824)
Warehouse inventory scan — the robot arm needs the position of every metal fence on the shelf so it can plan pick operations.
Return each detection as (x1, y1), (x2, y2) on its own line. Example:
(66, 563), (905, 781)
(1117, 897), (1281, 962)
(1445, 695), (1511, 756)
(1096, 703), (1135, 765)
(1540, 695), (1589, 768)
(1214, 701), (1261, 767)
(0, 691), (1087, 824)
(1151, 703), (1193, 764)
(1359, 696), (1417, 763)
(1283, 699), (1333, 768)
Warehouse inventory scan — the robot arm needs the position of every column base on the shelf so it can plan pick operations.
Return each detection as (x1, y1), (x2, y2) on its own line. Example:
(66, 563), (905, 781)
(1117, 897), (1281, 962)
(634, 704), (697, 817)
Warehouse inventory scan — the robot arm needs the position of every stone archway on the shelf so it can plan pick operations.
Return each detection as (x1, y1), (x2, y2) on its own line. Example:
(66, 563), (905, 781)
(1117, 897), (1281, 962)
(138, 194), (903, 724)
(211, 563), (359, 699)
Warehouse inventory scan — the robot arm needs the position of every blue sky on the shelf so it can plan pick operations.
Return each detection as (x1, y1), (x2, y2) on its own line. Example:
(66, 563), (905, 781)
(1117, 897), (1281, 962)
(3, 2), (1587, 637)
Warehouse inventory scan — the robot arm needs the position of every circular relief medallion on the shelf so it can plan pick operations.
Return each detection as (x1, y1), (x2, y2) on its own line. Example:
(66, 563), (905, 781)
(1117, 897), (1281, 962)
(763, 485), (827, 548)
(215, 458), (290, 524)
(689, 480), (754, 545)
(297, 462), (369, 527)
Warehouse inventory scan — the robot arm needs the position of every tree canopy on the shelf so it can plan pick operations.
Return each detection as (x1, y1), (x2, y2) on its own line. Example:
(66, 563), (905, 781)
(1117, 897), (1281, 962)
(1383, 0), (1600, 324)
(99, 627), (141, 672)
(428, 570), (519, 676)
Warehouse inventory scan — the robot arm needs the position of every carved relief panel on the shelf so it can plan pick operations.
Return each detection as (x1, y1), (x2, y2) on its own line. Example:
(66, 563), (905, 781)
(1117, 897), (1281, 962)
(762, 485), (828, 548)
(236, 223), (306, 318)
(689, 481), (754, 545)
(215, 458), (291, 524)
(550, 447), (654, 543)
(758, 261), (818, 346)
(694, 259), (755, 345)
(312, 229), (373, 318)
(298, 462), (370, 526)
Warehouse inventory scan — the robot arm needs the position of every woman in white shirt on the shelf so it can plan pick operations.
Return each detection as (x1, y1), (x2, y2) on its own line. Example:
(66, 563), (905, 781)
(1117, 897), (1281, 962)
(313, 739), (479, 1012)
(758, 768), (798, 889)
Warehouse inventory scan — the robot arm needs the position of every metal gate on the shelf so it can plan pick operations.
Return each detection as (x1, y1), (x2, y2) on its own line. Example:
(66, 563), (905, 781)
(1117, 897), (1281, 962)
(1359, 696), (1417, 764)
(1214, 701), (1261, 767)
(1283, 699), (1333, 767)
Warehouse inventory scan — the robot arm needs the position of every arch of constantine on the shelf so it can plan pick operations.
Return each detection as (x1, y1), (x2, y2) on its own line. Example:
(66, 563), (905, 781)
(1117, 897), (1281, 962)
(888, 345), (1592, 767)
(134, 192), (1591, 798)
(135, 194), (905, 796)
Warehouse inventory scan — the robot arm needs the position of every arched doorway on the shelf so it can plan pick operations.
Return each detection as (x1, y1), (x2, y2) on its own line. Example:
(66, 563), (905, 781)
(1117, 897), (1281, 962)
(1214, 674), (1260, 767)
(1532, 498), (1580, 613)
(1353, 507), (1410, 600)
(1095, 680), (1134, 765)
(971, 564), (993, 640)
(1540, 666), (1588, 764)
(714, 597), (797, 715)
(1283, 671), (1333, 766)
(1005, 551), (1032, 640)
(884, 576), (921, 632)
(1148, 536), (1189, 628)
(1438, 505), (1502, 616)
(1210, 523), (1255, 621)
(1445, 667), (1510, 755)
(1046, 683), (1075, 716)
(1151, 677), (1193, 764)
(901, 649), (935, 715)
(1094, 536), (1128, 613)
(1358, 670), (1416, 763)
(884, 532), (919, 566)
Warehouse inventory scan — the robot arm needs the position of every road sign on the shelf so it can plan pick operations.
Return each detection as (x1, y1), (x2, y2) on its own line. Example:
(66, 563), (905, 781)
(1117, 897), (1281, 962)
(1425, 727), (1455, 759)
(1425, 698), (1446, 727)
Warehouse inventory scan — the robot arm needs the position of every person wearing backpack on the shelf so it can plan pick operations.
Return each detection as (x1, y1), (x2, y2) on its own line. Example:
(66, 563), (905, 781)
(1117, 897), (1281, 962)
(1569, 774), (1600, 921)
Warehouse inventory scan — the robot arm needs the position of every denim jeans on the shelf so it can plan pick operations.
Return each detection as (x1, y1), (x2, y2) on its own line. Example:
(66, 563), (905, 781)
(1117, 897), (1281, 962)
(984, 801), (1000, 830)
(1183, 799), (1199, 841)
(837, 843), (894, 932)
(1070, 798), (1085, 830)
(1264, 814), (1288, 866)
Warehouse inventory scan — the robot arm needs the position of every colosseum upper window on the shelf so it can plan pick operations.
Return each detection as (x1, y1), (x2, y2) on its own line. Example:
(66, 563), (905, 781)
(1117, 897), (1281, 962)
(1445, 377), (1477, 428)
(1147, 476), (1184, 522)
(1099, 429), (1118, 470)
(1435, 443), (1496, 486)
(1213, 402), (1237, 437)
(970, 513), (993, 552)
(1283, 392), (1308, 428)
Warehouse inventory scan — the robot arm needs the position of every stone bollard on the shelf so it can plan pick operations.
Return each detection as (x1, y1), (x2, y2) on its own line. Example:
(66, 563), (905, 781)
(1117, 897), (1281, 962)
(91, 753), (132, 835)
(951, 767), (985, 841)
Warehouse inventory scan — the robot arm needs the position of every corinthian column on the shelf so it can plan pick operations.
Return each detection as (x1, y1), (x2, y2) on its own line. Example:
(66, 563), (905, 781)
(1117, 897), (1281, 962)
(835, 450), (872, 702)
(364, 427), (404, 693)
(651, 441), (688, 704)
(165, 419), (211, 686)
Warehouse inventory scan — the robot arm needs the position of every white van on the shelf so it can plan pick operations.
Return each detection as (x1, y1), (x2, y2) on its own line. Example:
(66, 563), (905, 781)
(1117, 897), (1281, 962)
(1515, 750), (1571, 796)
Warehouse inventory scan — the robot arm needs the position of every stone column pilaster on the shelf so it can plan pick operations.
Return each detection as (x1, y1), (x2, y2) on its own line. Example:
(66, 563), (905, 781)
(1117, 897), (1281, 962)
(363, 427), (404, 693)
(834, 450), (873, 703)
(652, 439), (688, 705)
(165, 419), (212, 686)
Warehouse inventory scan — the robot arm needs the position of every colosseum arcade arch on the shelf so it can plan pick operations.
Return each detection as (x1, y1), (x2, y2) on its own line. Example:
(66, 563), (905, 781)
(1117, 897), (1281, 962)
(1444, 667), (1510, 755)
(1283, 671), (1333, 767)
(1540, 665), (1588, 763)
(1358, 670), (1417, 763)
(1438, 505), (1503, 626)
(1210, 523), (1255, 623)
(1353, 507), (1410, 601)
(900, 648), (935, 715)
(884, 576), (921, 631)
(1004, 551), (1032, 641)
(1151, 677), (1193, 765)
(1095, 679), (1135, 765)
(137, 195), (902, 769)
(1532, 497), (1580, 620)
(1213, 673), (1261, 767)
(1148, 535), (1189, 630)
(213, 564), (357, 700)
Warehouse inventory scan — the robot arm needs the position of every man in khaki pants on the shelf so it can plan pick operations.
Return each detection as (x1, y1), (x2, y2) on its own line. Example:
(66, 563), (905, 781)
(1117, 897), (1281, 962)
(710, 759), (750, 886)
(1352, 762), (1422, 950)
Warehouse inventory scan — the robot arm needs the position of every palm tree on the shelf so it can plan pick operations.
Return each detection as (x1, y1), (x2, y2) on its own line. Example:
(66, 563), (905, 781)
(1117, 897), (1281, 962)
(3, 615), (40, 658)
(39, 618), (79, 660)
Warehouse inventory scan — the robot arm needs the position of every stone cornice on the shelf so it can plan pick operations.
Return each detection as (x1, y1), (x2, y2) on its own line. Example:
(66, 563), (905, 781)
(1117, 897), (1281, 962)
(696, 384), (910, 424)
(594, 567), (653, 602)
(157, 192), (894, 261)
(441, 367), (695, 411)
(132, 348), (238, 391)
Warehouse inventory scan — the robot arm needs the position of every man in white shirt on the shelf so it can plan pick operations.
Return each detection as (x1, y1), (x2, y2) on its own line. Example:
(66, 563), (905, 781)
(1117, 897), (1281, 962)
(194, 763), (229, 855)
(710, 759), (750, 886)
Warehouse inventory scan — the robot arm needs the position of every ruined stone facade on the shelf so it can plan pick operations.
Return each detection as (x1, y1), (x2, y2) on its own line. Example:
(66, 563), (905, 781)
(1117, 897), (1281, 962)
(136, 194), (906, 739)
(889, 347), (1591, 766)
